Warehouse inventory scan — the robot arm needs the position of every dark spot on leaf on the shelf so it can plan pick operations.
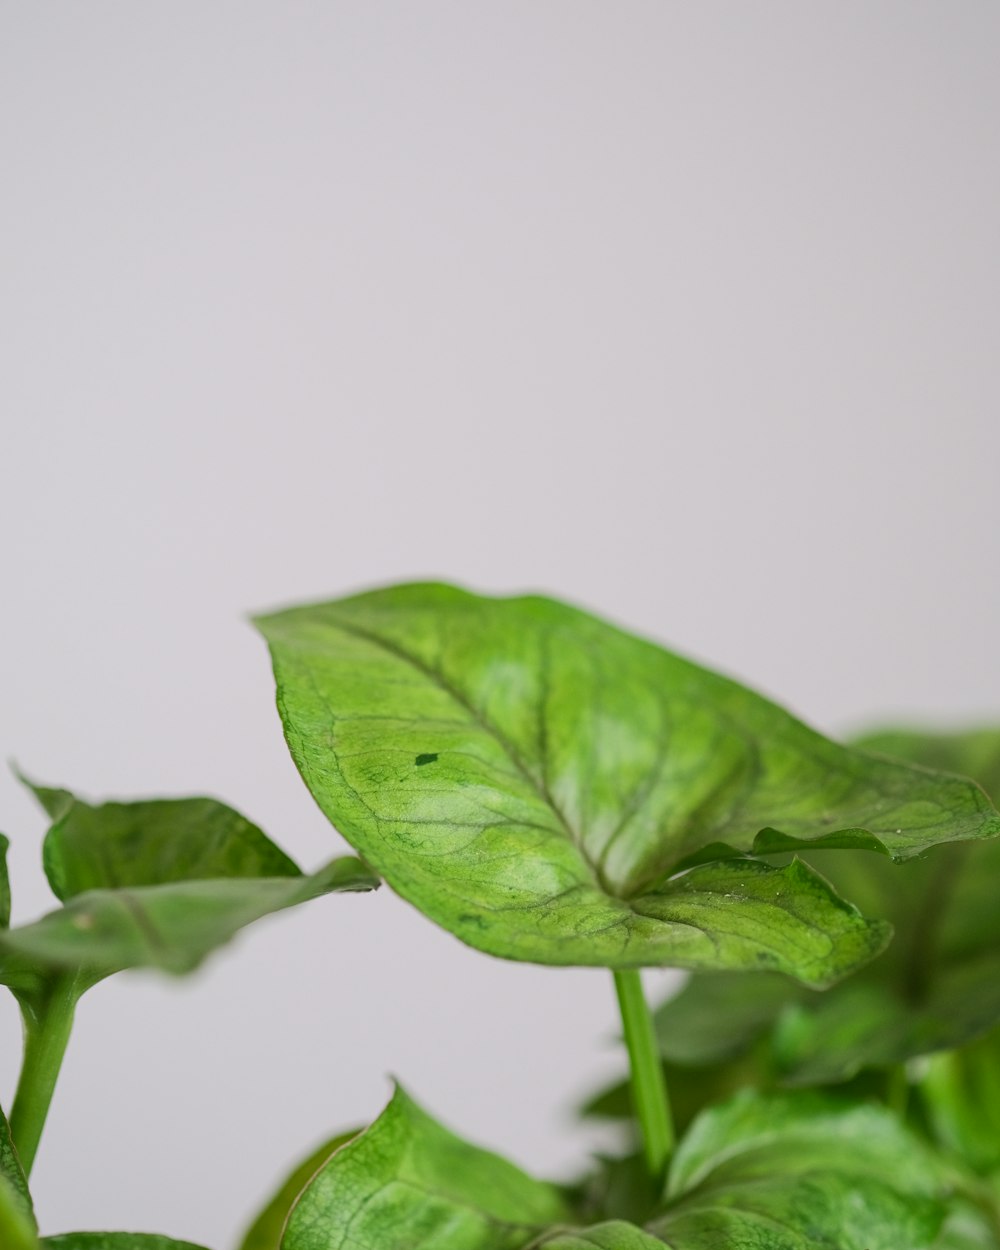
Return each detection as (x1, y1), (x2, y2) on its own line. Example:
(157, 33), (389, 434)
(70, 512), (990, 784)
(415, 753), (439, 766)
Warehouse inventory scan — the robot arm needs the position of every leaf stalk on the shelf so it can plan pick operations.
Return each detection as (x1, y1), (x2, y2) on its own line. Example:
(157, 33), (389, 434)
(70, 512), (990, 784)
(613, 968), (673, 1188)
(10, 973), (80, 1176)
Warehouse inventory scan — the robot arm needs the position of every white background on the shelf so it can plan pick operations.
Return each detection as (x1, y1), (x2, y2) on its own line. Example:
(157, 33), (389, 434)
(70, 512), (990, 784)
(2, 4), (998, 1245)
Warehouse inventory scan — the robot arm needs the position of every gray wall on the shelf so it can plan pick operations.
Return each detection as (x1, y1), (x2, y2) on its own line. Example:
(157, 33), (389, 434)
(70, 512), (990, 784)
(2, 4), (998, 1244)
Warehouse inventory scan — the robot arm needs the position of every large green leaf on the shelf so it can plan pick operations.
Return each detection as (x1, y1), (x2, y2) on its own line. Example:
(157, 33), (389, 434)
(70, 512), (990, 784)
(239, 1131), (358, 1250)
(651, 1090), (948, 1250)
(255, 585), (997, 980)
(281, 1085), (568, 1250)
(0, 785), (377, 993)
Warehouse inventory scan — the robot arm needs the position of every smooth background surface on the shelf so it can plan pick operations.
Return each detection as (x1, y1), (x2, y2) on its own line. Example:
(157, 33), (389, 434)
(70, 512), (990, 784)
(2, 4), (998, 1244)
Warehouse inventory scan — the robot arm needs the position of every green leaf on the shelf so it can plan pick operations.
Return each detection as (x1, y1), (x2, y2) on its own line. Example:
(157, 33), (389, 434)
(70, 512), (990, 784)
(254, 585), (997, 980)
(0, 856), (376, 982)
(0, 785), (377, 994)
(652, 1090), (948, 1250)
(15, 779), (301, 901)
(281, 1084), (568, 1250)
(42, 1237), (211, 1250)
(1, 834), (10, 929)
(0, 1102), (34, 1234)
(238, 1131), (358, 1250)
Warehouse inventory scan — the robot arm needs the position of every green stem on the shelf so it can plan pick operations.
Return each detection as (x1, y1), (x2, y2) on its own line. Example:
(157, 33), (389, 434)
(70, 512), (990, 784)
(613, 969), (673, 1186)
(10, 976), (79, 1176)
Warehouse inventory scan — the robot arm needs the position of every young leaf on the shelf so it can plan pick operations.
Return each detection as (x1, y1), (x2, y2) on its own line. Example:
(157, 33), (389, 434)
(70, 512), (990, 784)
(255, 585), (997, 981)
(652, 1090), (948, 1250)
(281, 1084), (568, 1250)
(238, 1131), (358, 1250)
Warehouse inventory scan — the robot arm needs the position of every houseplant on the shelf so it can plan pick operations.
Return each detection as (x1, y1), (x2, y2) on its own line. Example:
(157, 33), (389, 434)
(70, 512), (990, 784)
(3, 582), (999, 1248)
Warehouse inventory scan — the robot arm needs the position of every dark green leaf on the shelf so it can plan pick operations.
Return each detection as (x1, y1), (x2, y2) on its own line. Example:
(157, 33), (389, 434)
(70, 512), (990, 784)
(254, 585), (998, 980)
(16, 779), (300, 901)
(43, 1237), (211, 1250)
(1, 834), (10, 929)
(281, 1084), (568, 1250)
(652, 1090), (948, 1250)
(651, 971), (802, 1066)
(238, 1131), (357, 1250)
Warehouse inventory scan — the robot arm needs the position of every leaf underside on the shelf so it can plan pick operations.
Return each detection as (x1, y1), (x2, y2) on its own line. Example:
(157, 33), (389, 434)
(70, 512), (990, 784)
(255, 584), (998, 981)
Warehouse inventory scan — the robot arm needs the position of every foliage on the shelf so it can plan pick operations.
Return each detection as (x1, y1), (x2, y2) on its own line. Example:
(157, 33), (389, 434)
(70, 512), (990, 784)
(3, 583), (999, 1248)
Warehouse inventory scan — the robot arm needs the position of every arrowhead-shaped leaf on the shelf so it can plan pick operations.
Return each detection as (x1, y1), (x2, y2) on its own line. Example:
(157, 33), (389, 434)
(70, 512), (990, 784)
(0, 785), (377, 993)
(282, 1084), (568, 1250)
(652, 1090), (948, 1250)
(254, 585), (998, 981)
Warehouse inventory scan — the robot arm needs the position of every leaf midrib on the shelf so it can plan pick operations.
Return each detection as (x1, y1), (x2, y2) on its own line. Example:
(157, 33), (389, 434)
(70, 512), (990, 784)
(315, 616), (616, 892)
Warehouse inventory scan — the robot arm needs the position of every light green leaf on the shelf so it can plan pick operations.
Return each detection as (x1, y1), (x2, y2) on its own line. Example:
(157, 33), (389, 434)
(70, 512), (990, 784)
(42, 1237), (211, 1250)
(652, 1090), (947, 1250)
(239, 1131), (357, 1250)
(254, 585), (998, 980)
(1, 834), (10, 929)
(281, 1084), (568, 1250)
(1, 1102), (34, 1234)
(0, 1175), (38, 1250)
